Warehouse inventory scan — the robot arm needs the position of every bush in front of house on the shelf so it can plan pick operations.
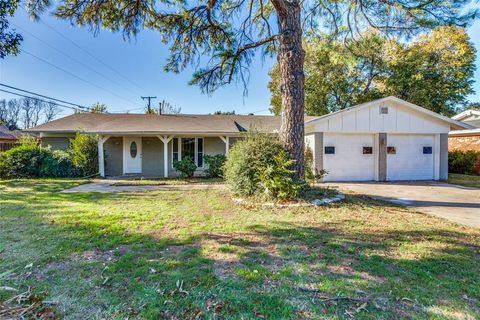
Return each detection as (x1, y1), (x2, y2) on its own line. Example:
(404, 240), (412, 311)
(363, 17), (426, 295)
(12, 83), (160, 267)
(449, 150), (480, 175)
(173, 155), (197, 178)
(304, 146), (327, 185)
(204, 154), (226, 178)
(70, 132), (99, 177)
(0, 141), (77, 179)
(223, 133), (303, 198)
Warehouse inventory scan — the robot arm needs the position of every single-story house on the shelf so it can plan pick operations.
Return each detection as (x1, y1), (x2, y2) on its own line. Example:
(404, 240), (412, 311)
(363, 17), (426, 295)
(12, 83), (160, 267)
(449, 109), (480, 152)
(27, 96), (469, 181)
(0, 125), (21, 153)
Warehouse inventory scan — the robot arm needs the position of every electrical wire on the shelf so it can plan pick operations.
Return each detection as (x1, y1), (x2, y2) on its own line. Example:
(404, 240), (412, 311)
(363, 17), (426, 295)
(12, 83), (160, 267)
(0, 88), (84, 112)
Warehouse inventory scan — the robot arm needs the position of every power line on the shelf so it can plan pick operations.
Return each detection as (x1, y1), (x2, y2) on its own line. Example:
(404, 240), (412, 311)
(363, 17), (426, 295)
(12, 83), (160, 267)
(0, 83), (88, 110)
(12, 22), (144, 98)
(0, 88), (84, 111)
(39, 19), (147, 93)
(21, 49), (145, 109)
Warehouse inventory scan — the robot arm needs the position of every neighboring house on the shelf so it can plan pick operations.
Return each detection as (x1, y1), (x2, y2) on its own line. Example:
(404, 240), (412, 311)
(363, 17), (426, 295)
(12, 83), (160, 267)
(0, 125), (21, 153)
(27, 96), (468, 181)
(449, 109), (480, 152)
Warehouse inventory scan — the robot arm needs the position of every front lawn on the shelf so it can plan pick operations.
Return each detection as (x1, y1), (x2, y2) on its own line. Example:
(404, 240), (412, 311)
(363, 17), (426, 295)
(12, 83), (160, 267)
(448, 173), (480, 188)
(1, 180), (479, 319)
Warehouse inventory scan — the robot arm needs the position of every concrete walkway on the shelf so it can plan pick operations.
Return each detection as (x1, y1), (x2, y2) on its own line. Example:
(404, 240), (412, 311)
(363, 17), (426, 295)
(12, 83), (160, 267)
(62, 180), (226, 193)
(325, 181), (480, 228)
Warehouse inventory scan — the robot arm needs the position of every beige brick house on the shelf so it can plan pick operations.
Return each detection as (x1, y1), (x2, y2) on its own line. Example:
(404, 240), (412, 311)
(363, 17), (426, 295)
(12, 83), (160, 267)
(450, 109), (480, 152)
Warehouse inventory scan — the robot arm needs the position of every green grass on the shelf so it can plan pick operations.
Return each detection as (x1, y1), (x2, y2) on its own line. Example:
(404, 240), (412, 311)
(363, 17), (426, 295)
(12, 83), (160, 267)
(448, 173), (480, 188)
(1, 179), (479, 319)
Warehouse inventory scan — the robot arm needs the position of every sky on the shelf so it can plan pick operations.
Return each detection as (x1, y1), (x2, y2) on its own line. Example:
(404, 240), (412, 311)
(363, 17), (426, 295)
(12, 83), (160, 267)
(0, 7), (480, 119)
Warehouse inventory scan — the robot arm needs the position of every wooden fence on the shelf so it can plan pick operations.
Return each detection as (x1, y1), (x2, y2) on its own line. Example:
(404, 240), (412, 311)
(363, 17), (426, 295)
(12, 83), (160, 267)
(0, 142), (19, 153)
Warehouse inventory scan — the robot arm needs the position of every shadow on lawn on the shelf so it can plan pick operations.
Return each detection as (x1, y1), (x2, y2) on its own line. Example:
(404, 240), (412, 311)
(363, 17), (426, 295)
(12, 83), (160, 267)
(1, 182), (479, 319)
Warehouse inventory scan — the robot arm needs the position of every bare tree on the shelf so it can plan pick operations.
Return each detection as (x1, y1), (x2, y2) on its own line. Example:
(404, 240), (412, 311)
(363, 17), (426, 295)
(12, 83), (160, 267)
(158, 100), (181, 115)
(0, 99), (6, 124)
(44, 101), (59, 122)
(30, 98), (44, 127)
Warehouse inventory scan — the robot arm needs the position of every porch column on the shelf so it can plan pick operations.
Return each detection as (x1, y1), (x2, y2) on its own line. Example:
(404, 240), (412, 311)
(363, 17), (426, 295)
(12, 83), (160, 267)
(98, 135), (110, 177)
(157, 135), (173, 178)
(219, 136), (230, 155)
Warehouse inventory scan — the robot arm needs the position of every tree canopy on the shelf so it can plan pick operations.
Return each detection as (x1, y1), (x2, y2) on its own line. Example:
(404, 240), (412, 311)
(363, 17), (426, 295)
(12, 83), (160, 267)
(0, 1), (22, 59)
(269, 26), (476, 117)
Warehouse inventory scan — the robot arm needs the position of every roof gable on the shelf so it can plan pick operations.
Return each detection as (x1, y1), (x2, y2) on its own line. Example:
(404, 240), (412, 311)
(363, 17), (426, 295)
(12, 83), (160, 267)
(306, 96), (472, 132)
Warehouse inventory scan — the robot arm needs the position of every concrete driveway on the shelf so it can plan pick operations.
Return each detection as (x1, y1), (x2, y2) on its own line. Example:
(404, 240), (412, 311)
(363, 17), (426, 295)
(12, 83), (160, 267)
(325, 181), (480, 228)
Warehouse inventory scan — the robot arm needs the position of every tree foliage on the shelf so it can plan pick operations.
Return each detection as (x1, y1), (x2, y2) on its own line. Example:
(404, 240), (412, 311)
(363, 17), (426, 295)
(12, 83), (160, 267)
(89, 102), (108, 113)
(269, 27), (476, 116)
(0, 0), (22, 59)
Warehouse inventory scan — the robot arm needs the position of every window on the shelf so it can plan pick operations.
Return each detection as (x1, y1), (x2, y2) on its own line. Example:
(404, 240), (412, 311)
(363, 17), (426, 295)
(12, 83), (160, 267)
(423, 146), (432, 154)
(387, 146), (396, 154)
(172, 138), (179, 162)
(363, 147), (373, 154)
(172, 138), (204, 167)
(325, 146), (335, 154)
(130, 141), (137, 158)
(182, 138), (195, 160)
(198, 138), (204, 167)
(380, 106), (389, 114)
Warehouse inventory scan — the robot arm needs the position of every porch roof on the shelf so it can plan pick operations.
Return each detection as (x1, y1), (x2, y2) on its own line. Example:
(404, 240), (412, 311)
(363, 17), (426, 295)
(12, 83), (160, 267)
(28, 113), (319, 135)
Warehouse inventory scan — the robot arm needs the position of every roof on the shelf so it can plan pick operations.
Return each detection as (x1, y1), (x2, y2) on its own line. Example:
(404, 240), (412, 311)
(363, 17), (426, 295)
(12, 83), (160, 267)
(305, 96), (472, 130)
(448, 128), (480, 137)
(27, 113), (319, 135)
(0, 125), (21, 141)
(452, 109), (480, 121)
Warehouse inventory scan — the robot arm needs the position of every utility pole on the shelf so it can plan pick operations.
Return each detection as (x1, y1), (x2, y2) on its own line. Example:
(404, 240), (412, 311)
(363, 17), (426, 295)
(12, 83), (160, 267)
(141, 96), (157, 113)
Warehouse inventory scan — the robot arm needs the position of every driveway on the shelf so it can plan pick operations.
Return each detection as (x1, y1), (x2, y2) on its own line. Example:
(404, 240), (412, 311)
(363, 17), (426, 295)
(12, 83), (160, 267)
(325, 181), (480, 228)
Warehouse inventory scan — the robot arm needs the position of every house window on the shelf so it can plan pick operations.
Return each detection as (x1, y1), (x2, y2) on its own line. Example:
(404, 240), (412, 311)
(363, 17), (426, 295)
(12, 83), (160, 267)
(182, 138), (195, 160)
(363, 147), (373, 154)
(325, 146), (335, 154)
(380, 106), (389, 114)
(423, 146), (432, 154)
(172, 138), (204, 167)
(198, 138), (204, 167)
(172, 138), (179, 162)
(387, 146), (396, 154)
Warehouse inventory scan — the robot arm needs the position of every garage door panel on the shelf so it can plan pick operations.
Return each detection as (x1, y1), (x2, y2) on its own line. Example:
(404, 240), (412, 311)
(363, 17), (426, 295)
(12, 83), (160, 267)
(387, 135), (434, 181)
(323, 134), (376, 182)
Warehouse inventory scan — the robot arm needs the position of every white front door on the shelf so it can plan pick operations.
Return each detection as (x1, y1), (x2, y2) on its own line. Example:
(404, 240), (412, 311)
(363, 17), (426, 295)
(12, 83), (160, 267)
(323, 133), (376, 182)
(124, 137), (142, 174)
(387, 134), (434, 181)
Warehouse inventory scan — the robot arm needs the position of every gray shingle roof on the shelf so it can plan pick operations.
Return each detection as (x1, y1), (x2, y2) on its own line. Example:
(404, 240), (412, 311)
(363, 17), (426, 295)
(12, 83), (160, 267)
(27, 113), (318, 135)
(0, 125), (21, 140)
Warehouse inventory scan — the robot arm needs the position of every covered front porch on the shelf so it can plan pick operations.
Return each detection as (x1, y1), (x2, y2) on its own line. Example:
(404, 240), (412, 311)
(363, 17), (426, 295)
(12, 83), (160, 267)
(98, 135), (237, 178)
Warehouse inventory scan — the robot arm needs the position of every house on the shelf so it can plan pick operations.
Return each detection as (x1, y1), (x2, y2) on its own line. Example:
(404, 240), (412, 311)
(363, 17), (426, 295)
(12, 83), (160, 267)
(0, 125), (21, 153)
(449, 109), (480, 152)
(27, 96), (469, 181)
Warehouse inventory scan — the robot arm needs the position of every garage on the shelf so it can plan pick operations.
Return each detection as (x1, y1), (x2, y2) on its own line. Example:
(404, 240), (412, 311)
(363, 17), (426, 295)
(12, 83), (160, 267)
(387, 134), (435, 181)
(323, 133), (376, 181)
(304, 96), (469, 182)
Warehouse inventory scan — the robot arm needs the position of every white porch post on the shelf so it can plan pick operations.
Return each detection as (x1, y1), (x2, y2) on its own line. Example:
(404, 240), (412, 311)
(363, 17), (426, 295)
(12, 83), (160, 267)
(157, 135), (173, 178)
(219, 136), (229, 155)
(98, 135), (110, 177)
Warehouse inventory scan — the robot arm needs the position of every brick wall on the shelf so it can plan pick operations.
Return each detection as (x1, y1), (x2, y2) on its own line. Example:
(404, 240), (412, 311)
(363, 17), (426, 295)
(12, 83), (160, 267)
(448, 135), (480, 152)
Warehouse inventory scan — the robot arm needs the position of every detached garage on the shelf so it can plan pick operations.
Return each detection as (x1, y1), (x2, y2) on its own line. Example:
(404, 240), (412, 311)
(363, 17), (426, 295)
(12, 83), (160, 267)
(304, 96), (470, 182)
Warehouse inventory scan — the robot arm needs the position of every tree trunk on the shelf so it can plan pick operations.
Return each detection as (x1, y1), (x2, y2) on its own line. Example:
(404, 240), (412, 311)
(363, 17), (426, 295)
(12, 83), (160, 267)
(277, 1), (305, 180)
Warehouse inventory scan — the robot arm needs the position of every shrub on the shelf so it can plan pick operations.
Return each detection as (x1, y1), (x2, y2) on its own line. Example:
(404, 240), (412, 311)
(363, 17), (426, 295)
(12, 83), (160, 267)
(258, 150), (303, 200)
(70, 132), (99, 176)
(173, 155), (197, 178)
(449, 150), (480, 175)
(224, 133), (289, 196)
(0, 142), (76, 179)
(204, 154), (226, 178)
(304, 146), (327, 185)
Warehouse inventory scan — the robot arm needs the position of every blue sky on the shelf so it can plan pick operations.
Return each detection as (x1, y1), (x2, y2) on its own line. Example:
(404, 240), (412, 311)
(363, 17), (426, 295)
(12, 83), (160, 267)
(0, 8), (479, 118)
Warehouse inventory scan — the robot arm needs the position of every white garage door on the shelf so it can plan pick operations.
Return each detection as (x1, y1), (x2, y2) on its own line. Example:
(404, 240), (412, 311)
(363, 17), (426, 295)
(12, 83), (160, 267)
(323, 133), (376, 181)
(387, 134), (434, 181)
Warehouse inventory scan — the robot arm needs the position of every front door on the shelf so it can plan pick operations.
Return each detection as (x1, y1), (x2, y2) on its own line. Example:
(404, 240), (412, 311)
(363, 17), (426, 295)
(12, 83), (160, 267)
(124, 137), (142, 174)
